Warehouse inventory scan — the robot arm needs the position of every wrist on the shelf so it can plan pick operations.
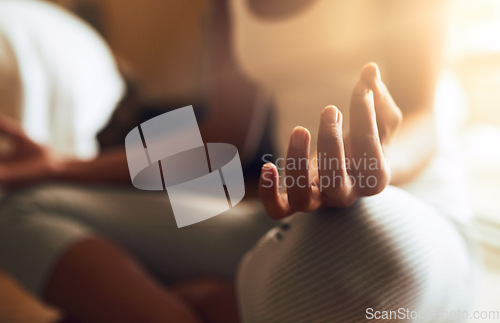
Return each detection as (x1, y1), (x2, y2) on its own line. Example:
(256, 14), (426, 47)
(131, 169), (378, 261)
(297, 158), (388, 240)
(47, 154), (70, 181)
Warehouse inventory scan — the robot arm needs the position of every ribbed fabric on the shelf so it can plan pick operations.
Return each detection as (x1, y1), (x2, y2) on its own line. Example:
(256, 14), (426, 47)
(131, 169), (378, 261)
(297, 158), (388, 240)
(238, 187), (476, 323)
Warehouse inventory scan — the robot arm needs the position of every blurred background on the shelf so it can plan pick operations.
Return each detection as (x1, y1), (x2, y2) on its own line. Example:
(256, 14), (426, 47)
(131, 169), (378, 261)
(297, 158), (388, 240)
(0, 0), (499, 321)
(44, 0), (500, 246)
(445, 1), (500, 248)
(51, 0), (208, 101)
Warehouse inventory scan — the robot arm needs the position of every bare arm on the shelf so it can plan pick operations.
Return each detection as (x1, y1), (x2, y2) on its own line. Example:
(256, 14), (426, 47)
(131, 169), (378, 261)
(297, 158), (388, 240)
(0, 115), (132, 186)
(0, 72), (262, 188)
(53, 148), (130, 184)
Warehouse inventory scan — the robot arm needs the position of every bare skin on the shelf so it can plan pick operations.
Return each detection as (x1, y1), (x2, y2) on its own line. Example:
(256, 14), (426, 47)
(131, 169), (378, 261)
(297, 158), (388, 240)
(0, 0), (448, 321)
(43, 237), (201, 323)
(258, 63), (404, 218)
(0, 62), (434, 321)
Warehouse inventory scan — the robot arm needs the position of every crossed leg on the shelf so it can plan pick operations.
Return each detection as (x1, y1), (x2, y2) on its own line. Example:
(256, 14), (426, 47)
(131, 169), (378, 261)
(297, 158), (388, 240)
(0, 183), (275, 322)
(238, 186), (476, 322)
(0, 184), (475, 322)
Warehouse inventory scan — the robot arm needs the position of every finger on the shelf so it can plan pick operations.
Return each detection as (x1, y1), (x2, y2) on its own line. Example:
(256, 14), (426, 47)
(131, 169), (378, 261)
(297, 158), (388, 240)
(259, 163), (293, 219)
(0, 114), (30, 142)
(285, 126), (317, 211)
(360, 63), (402, 145)
(349, 81), (389, 196)
(317, 106), (355, 206)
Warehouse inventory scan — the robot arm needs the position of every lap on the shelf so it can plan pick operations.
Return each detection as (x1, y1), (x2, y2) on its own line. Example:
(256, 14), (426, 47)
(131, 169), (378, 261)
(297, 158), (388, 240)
(0, 183), (276, 294)
(238, 186), (477, 322)
(0, 182), (477, 320)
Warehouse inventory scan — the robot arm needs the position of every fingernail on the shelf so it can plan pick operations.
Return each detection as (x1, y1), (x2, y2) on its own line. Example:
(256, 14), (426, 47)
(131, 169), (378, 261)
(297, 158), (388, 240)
(262, 163), (273, 172)
(322, 106), (339, 124)
(292, 127), (307, 150)
(262, 164), (274, 180)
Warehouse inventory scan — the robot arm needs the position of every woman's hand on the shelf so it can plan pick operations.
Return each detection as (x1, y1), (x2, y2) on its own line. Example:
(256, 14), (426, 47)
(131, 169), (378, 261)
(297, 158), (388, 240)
(0, 116), (62, 187)
(259, 63), (403, 219)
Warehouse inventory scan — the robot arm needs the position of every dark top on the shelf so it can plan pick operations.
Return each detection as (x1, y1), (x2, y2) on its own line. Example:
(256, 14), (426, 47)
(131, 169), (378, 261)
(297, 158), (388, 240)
(97, 91), (276, 181)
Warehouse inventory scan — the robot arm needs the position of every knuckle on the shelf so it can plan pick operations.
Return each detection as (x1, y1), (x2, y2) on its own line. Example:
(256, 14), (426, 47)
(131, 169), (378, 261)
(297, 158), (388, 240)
(334, 196), (357, 208)
(357, 181), (386, 196)
(319, 128), (343, 141)
(327, 192), (357, 208)
(318, 172), (350, 194)
(351, 169), (389, 197)
(391, 108), (403, 128)
(321, 182), (356, 208)
(366, 134), (379, 144)
(287, 193), (310, 211)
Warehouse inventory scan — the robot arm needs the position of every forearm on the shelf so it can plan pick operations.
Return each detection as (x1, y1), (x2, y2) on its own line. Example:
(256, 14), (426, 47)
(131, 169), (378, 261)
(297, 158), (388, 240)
(53, 148), (131, 185)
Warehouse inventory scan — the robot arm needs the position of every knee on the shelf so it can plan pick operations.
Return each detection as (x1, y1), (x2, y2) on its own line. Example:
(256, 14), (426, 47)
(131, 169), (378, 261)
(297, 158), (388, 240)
(237, 187), (475, 322)
(0, 185), (53, 223)
(0, 185), (92, 296)
(0, 184), (78, 223)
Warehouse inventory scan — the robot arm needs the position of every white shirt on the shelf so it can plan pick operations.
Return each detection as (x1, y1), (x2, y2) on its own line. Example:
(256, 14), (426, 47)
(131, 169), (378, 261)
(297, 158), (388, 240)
(0, 0), (124, 158)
